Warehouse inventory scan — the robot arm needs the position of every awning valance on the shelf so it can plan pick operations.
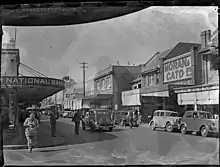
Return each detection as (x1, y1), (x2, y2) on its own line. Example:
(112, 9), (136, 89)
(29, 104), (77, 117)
(142, 91), (169, 97)
(122, 89), (141, 106)
(178, 89), (219, 105)
(178, 92), (197, 105)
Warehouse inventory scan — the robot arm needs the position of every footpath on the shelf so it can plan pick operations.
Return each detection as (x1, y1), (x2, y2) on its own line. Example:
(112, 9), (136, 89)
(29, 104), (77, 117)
(3, 116), (65, 150)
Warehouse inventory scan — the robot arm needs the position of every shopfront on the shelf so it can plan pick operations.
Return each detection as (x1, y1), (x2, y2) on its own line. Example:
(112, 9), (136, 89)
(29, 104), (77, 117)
(175, 83), (219, 114)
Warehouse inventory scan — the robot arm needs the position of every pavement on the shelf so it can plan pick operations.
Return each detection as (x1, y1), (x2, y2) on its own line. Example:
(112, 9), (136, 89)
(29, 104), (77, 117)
(3, 118), (219, 165)
(3, 116), (65, 150)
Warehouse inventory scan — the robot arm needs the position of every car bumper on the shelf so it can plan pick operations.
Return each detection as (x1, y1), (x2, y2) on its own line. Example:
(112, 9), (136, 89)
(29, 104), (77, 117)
(209, 126), (218, 133)
(95, 125), (114, 130)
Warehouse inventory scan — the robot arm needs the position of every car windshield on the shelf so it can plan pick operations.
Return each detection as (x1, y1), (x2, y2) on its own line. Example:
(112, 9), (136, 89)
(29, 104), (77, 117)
(166, 112), (178, 117)
(199, 112), (214, 119)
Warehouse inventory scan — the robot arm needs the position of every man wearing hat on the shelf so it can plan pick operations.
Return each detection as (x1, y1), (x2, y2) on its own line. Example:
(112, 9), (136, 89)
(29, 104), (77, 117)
(72, 110), (82, 135)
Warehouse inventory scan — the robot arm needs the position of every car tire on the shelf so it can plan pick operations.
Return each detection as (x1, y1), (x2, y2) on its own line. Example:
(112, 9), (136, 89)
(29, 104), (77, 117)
(165, 122), (173, 132)
(109, 127), (113, 132)
(151, 121), (156, 131)
(180, 124), (187, 134)
(200, 125), (209, 137)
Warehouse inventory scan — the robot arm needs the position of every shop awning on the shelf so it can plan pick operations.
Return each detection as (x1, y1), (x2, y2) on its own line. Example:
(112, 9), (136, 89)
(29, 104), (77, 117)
(197, 90), (219, 105)
(122, 89), (141, 106)
(177, 89), (219, 105)
(83, 94), (113, 100)
(178, 92), (197, 105)
(142, 91), (169, 97)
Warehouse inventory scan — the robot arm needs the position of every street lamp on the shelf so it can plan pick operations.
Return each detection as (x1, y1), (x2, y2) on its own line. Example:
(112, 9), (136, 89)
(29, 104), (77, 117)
(0, 2), (147, 166)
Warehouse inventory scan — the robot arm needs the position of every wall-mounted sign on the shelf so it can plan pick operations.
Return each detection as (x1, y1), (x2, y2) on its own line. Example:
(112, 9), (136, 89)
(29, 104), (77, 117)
(163, 56), (192, 83)
(1, 76), (65, 87)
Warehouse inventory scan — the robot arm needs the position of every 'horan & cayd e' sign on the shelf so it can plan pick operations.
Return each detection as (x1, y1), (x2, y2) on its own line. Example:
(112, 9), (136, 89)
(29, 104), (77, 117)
(163, 56), (192, 83)
(1, 76), (65, 87)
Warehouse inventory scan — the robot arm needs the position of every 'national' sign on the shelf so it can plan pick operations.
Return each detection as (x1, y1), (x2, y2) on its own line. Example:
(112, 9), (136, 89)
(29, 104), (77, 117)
(163, 56), (192, 83)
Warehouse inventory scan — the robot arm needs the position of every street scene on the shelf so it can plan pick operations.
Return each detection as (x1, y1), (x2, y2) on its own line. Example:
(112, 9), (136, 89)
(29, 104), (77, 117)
(0, 4), (219, 166)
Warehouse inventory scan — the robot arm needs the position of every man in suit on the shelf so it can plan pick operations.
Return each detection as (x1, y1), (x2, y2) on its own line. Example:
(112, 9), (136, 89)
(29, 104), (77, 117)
(72, 111), (82, 135)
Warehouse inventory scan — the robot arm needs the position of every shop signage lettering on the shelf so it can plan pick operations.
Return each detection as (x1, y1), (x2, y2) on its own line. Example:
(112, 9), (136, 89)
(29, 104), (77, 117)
(1, 76), (64, 87)
(163, 56), (192, 83)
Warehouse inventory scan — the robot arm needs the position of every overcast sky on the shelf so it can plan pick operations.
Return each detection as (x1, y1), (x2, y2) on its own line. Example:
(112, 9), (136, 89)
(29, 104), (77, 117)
(2, 6), (218, 86)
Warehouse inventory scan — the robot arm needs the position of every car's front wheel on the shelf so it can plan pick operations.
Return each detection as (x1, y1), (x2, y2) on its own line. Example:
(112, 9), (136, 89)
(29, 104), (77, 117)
(109, 127), (113, 132)
(151, 121), (156, 131)
(200, 125), (209, 137)
(180, 124), (187, 134)
(165, 122), (174, 132)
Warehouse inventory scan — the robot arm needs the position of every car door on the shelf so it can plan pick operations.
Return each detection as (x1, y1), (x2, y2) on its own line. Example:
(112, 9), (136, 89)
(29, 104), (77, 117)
(185, 111), (194, 130)
(158, 111), (166, 127)
(190, 112), (200, 131)
(153, 111), (160, 127)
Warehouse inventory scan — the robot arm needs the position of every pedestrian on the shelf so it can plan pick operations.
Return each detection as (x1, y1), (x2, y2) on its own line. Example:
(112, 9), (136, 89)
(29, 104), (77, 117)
(23, 113), (39, 153)
(49, 110), (57, 137)
(72, 111), (82, 135)
(128, 111), (134, 129)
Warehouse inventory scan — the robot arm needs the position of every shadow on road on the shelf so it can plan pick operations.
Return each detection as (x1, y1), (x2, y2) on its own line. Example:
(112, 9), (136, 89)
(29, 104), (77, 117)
(39, 148), (69, 153)
(56, 121), (118, 146)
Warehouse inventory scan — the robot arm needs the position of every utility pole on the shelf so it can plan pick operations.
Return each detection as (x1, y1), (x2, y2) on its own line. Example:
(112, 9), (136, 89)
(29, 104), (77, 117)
(80, 62), (88, 97)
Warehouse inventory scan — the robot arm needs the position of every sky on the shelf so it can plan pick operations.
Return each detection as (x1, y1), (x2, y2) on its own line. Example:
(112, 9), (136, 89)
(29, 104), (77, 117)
(2, 6), (218, 88)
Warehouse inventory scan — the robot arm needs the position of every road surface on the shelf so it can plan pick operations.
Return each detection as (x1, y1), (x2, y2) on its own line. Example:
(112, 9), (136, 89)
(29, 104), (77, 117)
(4, 118), (219, 165)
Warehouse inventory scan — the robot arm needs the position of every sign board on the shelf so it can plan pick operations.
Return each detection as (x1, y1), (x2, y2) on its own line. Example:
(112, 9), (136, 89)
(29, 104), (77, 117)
(1, 76), (65, 87)
(163, 56), (192, 83)
(121, 89), (141, 106)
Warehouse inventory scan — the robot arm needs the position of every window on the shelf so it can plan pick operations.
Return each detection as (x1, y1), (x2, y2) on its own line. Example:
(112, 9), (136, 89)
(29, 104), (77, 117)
(156, 73), (160, 84)
(138, 84), (141, 88)
(96, 81), (100, 91)
(160, 112), (164, 116)
(101, 79), (105, 90)
(148, 73), (155, 86)
(65, 94), (70, 98)
(185, 112), (193, 118)
(106, 76), (112, 89)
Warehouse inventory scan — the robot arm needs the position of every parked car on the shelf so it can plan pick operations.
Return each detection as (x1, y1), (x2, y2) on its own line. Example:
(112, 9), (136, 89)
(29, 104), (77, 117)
(114, 111), (129, 126)
(179, 110), (218, 137)
(82, 108), (114, 132)
(63, 111), (74, 118)
(149, 110), (181, 132)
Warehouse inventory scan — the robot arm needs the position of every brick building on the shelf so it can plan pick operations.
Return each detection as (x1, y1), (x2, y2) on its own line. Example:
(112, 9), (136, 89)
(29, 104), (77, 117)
(82, 65), (142, 111)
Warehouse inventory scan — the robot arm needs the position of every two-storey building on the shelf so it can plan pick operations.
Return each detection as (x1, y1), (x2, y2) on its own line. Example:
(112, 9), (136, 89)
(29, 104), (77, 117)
(174, 29), (219, 115)
(140, 42), (201, 120)
(83, 65), (141, 111)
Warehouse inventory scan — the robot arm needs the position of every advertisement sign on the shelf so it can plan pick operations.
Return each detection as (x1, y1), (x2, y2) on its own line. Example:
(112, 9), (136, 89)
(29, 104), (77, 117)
(122, 89), (141, 106)
(163, 56), (192, 83)
(1, 76), (65, 87)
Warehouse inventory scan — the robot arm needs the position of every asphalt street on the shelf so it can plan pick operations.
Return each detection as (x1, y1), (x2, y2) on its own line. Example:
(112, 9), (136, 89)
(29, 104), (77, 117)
(4, 118), (219, 165)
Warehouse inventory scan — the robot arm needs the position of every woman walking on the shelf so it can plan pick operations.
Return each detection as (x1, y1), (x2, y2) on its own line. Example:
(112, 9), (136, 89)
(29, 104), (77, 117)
(23, 113), (39, 153)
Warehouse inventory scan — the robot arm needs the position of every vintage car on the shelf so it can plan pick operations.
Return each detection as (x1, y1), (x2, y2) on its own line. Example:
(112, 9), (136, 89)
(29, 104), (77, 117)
(82, 108), (114, 132)
(149, 110), (181, 132)
(114, 111), (129, 125)
(179, 110), (218, 137)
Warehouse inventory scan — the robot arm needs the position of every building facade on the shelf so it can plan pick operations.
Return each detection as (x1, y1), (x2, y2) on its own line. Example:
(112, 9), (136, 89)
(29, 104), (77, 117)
(83, 65), (142, 111)
(140, 42), (201, 121)
(174, 29), (219, 115)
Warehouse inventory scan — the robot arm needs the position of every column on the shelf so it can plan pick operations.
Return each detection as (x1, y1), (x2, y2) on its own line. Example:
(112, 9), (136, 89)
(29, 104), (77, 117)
(194, 104), (197, 111)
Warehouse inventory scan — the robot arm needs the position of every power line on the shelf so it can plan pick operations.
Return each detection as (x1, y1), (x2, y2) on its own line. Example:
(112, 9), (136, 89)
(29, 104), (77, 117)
(80, 61), (88, 97)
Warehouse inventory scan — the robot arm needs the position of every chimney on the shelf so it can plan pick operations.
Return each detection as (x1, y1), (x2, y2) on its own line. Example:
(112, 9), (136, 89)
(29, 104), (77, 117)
(128, 61), (130, 65)
(116, 61), (120, 65)
(200, 30), (211, 49)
